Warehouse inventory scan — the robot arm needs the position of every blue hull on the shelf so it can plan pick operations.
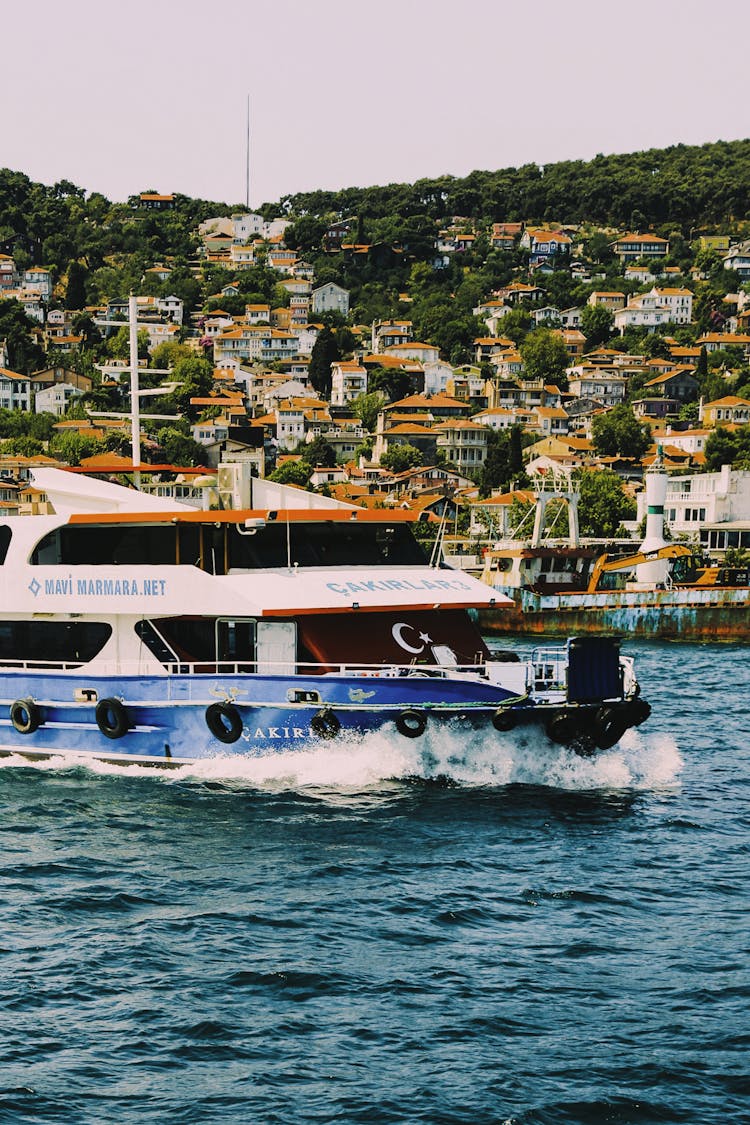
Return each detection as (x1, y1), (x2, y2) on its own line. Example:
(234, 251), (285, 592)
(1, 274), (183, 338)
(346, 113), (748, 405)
(0, 671), (531, 764)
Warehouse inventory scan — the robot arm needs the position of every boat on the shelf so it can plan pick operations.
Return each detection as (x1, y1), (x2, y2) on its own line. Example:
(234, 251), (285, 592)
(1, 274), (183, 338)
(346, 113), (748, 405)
(0, 466), (650, 766)
(478, 457), (750, 641)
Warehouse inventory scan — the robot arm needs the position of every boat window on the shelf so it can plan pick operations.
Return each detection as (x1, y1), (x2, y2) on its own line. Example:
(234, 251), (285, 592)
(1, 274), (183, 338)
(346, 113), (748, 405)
(29, 520), (428, 572)
(0, 526), (11, 564)
(135, 616), (258, 670)
(31, 524), (179, 566)
(227, 521), (428, 570)
(0, 620), (112, 668)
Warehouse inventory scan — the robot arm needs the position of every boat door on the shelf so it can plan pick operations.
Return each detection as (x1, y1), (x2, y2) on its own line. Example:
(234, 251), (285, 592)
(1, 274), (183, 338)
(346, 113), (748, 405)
(256, 621), (296, 676)
(215, 618), (256, 672)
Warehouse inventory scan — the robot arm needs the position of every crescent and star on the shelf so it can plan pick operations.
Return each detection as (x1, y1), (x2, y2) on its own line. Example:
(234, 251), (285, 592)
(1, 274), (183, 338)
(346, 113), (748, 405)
(391, 622), (433, 654)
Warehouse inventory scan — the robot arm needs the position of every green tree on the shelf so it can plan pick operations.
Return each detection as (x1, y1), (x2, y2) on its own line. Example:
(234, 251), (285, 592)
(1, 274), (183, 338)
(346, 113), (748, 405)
(299, 435), (336, 467)
(580, 303), (614, 348)
(519, 328), (570, 384)
(48, 431), (105, 466)
(0, 408), (56, 441)
(380, 443), (423, 472)
(150, 340), (194, 370)
(583, 231), (613, 264)
(490, 307), (531, 345)
(352, 390), (387, 432)
(704, 425), (750, 471)
(0, 436), (44, 457)
(308, 326), (340, 398)
(0, 300), (45, 373)
(678, 401), (700, 424)
(162, 355), (214, 415)
(71, 312), (102, 350)
(268, 460), (311, 486)
(592, 404), (651, 458)
(108, 325), (150, 361)
(577, 469), (637, 537)
(367, 365), (420, 402)
(478, 424), (529, 495)
(65, 260), (88, 310)
(508, 424), (525, 476)
(156, 426), (205, 466)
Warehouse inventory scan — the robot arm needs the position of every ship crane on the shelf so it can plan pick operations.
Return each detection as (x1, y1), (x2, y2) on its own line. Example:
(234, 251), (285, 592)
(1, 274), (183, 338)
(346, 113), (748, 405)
(587, 544), (693, 593)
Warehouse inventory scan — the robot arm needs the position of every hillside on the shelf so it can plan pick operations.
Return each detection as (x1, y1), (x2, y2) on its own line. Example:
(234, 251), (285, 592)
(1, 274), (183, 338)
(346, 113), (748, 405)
(1, 139), (750, 283)
(278, 139), (750, 230)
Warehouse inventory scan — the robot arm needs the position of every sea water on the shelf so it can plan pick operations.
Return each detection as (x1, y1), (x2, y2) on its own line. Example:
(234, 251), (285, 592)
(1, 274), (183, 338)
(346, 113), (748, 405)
(0, 641), (747, 1124)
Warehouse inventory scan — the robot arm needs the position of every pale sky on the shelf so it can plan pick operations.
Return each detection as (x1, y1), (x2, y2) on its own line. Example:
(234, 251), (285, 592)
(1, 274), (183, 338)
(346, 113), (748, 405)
(4, 0), (749, 208)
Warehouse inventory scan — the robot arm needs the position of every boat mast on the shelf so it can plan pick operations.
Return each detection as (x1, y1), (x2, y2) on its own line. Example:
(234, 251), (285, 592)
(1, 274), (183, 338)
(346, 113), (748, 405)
(129, 292), (141, 485)
(245, 94), (251, 209)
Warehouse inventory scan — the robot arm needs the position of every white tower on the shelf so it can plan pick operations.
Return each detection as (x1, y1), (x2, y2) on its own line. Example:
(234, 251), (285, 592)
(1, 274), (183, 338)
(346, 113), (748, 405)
(636, 445), (669, 585)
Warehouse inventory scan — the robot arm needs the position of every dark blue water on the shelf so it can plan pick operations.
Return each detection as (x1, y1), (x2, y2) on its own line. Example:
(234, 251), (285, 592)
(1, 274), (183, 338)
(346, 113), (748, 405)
(0, 642), (747, 1124)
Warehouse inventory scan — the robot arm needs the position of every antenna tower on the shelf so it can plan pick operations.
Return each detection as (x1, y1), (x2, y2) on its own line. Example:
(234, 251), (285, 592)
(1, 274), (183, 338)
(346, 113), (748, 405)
(245, 94), (250, 209)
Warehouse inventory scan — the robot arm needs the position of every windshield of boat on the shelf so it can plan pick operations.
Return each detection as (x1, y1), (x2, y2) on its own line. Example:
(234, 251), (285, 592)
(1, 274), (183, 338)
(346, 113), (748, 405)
(29, 520), (430, 571)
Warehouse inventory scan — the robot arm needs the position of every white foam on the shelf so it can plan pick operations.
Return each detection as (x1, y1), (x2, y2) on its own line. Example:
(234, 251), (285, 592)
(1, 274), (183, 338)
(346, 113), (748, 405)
(0, 724), (683, 794)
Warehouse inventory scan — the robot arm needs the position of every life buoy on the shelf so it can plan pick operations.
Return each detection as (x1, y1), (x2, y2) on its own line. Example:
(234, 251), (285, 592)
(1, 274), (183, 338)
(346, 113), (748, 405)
(205, 701), (243, 744)
(593, 705), (630, 750)
(10, 698), (41, 735)
(310, 707), (340, 739)
(96, 697), (130, 740)
(492, 707), (516, 732)
(395, 708), (427, 738)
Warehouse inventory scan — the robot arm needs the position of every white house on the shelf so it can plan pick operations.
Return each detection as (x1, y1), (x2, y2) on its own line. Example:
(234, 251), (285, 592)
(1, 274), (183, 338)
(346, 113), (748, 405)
(614, 297), (674, 334)
(157, 295), (184, 324)
(294, 325), (321, 356)
(0, 368), (33, 410)
(34, 382), (84, 416)
(637, 466), (750, 540)
(382, 341), (440, 364)
(312, 282), (350, 317)
(330, 361), (367, 406)
(22, 267), (52, 301)
(229, 244), (256, 270)
(723, 242), (750, 280)
(232, 212), (265, 241)
(422, 360), (454, 395)
(647, 287), (693, 323)
(245, 304), (271, 324)
(566, 366), (628, 406)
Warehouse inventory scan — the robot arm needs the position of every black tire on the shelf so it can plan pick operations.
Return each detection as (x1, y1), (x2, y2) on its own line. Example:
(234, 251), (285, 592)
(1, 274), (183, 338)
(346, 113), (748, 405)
(205, 702), (243, 744)
(546, 710), (580, 745)
(593, 705), (630, 750)
(628, 698), (651, 726)
(95, 697), (130, 740)
(310, 708), (340, 739)
(10, 698), (41, 735)
(395, 708), (427, 738)
(492, 707), (516, 732)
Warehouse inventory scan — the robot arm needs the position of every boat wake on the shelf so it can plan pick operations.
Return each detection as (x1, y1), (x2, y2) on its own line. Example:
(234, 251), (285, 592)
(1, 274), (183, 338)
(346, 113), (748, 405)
(0, 723), (682, 794)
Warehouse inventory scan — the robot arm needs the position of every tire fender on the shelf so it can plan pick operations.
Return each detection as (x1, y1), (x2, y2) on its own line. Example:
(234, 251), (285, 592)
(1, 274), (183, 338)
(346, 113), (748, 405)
(310, 707), (341, 739)
(395, 708), (427, 738)
(10, 698), (41, 735)
(96, 697), (131, 740)
(205, 702), (243, 744)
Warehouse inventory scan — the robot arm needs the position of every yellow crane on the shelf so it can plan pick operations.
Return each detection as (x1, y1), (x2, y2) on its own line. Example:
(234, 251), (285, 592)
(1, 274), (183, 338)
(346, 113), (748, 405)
(587, 544), (693, 593)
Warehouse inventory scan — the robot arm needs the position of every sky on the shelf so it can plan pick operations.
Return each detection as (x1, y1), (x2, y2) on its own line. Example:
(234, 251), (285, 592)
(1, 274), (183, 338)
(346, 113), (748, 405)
(3, 0), (749, 209)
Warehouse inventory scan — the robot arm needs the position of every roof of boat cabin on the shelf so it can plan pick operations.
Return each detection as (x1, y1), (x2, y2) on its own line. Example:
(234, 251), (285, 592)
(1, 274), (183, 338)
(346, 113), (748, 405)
(66, 507), (422, 526)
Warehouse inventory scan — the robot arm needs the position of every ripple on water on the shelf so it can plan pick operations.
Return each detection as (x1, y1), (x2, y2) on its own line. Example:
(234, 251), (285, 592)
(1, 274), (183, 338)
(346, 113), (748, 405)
(0, 642), (746, 1125)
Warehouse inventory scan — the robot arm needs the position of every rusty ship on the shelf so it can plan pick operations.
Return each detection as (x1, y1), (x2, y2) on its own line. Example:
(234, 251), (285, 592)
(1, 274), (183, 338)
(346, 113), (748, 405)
(476, 459), (749, 642)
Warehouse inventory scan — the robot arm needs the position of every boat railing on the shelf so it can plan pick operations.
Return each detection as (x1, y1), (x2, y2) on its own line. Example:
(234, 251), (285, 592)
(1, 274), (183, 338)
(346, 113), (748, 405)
(529, 646), (569, 692)
(0, 656), (491, 679)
